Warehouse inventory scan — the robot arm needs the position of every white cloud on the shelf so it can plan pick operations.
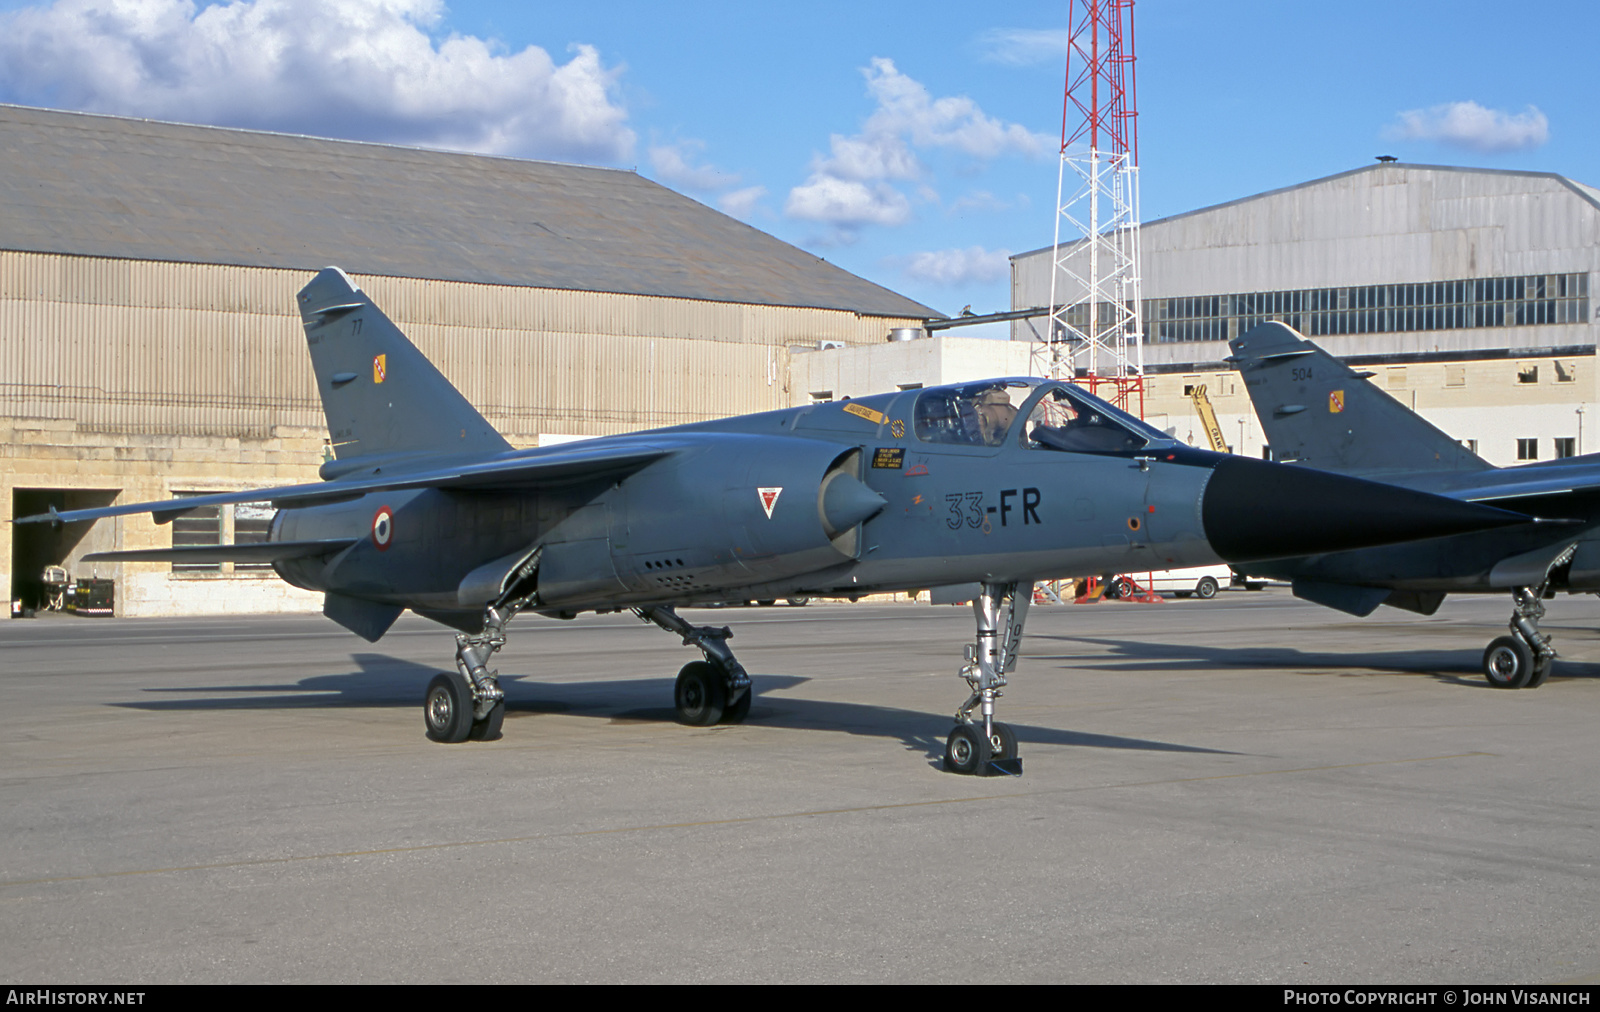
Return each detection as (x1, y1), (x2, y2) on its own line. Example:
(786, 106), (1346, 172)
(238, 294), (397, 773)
(784, 176), (910, 230)
(893, 245), (1012, 287)
(784, 57), (1047, 238)
(0, 0), (636, 163)
(648, 139), (739, 191)
(860, 57), (1048, 159)
(816, 132), (920, 182)
(1383, 101), (1549, 153)
(717, 185), (767, 220)
(977, 28), (1068, 67)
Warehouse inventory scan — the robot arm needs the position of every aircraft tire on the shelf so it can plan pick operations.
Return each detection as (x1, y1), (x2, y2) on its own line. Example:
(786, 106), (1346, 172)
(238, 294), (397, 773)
(675, 661), (727, 726)
(1483, 635), (1535, 689)
(1527, 654), (1554, 689)
(424, 672), (475, 743)
(756, 599), (777, 607)
(722, 685), (753, 724)
(988, 721), (1018, 762)
(786, 596), (810, 607)
(944, 724), (991, 775)
(468, 699), (505, 741)
(1196, 577), (1219, 599)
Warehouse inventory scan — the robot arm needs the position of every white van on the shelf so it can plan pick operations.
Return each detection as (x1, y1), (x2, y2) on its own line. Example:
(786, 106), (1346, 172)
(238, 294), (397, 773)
(1108, 565), (1237, 600)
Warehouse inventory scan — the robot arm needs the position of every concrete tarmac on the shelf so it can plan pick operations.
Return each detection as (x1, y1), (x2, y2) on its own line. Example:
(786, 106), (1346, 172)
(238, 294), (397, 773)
(2, 590), (1598, 984)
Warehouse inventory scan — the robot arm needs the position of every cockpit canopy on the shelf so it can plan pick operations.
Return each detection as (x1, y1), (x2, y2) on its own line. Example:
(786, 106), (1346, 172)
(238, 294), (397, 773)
(913, 381), (1032, 447)
(913, 379), (1170, 454)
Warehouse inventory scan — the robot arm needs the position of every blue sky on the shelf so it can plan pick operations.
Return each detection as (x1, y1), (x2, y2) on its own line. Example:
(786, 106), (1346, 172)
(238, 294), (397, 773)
(0, 0), (1591, 335)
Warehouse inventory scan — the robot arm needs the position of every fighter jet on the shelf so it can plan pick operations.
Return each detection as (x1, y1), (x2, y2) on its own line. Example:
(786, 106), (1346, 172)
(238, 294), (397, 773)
(1228, 321), (1600, 689)
(16, 270), (1536, 774)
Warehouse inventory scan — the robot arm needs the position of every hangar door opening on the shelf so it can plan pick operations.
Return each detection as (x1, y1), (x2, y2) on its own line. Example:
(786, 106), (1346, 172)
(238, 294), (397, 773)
(10, 488), (120, 615)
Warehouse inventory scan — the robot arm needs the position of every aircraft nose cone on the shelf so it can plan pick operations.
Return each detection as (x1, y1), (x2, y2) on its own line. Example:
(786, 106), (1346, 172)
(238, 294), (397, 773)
(1201, 456), (1528, 562)
(820, 471), (887, 538)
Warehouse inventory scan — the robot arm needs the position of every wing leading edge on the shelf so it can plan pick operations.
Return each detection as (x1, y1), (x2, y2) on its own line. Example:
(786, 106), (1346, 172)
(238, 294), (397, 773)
(83, 539), (359, 565)
(13, 441), (675, 528)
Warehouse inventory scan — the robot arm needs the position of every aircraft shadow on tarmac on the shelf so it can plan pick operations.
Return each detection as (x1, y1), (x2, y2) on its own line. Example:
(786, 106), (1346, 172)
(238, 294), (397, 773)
(1027, 633), (1600, 687)
(114, 651), (1235, 763)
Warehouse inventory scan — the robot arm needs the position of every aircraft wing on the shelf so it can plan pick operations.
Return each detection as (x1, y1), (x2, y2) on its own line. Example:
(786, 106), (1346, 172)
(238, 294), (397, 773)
(83, 539), (360, 564)
(1412, 458), (1600, 510)
(13, 441), (674, 527)
(1454, 476), (1600, 507)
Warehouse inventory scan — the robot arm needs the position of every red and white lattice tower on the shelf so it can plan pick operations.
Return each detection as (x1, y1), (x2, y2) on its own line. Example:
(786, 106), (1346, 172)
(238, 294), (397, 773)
(1035, 0), (1144, 416)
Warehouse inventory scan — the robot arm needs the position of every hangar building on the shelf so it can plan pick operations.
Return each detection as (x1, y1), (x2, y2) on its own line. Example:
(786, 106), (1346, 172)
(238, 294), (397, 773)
(0, 105), (939, 618)
(1011, 163), (1598, 463)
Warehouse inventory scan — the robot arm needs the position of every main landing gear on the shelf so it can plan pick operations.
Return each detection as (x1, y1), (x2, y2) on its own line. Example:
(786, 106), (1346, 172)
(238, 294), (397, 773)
(1480, 545), (1575, 690)
(425, 601), (518, 743)
(636, 606), (754, 726)
(944, 581), (1030, 776)
(1483, 586), (1557, 690)
(420, 597), (756, 742)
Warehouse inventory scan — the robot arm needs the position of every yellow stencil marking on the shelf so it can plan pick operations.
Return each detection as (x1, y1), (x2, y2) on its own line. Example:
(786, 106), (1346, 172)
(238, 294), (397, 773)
(843, 402), (886, 425)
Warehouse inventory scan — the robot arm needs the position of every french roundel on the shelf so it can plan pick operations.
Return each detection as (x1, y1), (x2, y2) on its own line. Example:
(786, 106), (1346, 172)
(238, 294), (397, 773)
(371, 505), (395, 550)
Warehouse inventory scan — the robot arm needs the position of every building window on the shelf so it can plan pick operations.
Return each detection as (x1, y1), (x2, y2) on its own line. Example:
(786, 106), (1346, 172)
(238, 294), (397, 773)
(171, 496), (276, 575)
(1555, 438), (1577, 459)
(1142, 271), (1589, 343)
(233, 502), (275, 571)
(810, 391), (834, 403)
(1461, 439), (1478, 454)
(1517, 438), (1539, 461)
(1555, 360), (1577, 383)
(1517, 364), (1539, 384)
(1445, 365), (1466, 387)
(171, 495), (221, 573)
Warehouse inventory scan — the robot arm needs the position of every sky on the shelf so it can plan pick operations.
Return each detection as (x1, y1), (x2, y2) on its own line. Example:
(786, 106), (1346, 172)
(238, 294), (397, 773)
(0, 0), (1593, 336)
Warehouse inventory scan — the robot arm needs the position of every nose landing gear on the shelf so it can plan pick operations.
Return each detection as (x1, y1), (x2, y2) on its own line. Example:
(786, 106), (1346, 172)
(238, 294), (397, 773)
(945, 581), (1029, 776)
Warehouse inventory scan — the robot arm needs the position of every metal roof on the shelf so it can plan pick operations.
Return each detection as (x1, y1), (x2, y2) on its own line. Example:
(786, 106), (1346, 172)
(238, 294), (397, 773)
(1013, 162), (1600, 262)
(0, 104), (937, 319)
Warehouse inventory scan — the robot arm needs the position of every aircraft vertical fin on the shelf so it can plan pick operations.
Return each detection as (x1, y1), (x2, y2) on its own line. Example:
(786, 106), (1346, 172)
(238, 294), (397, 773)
(297, 267), (511, 464)
(1229, 322), (1489, 475)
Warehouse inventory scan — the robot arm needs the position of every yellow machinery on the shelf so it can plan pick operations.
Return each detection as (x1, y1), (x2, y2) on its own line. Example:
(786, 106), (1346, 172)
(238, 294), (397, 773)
(1191, 384), (1230, 453)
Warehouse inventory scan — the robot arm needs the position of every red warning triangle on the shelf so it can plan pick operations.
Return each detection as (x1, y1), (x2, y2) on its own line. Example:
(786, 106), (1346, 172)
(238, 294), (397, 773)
(758, 487), (782, 519)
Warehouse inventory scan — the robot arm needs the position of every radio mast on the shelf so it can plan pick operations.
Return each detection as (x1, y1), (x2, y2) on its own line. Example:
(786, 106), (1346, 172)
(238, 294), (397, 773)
(1035, 0), (1144, 416)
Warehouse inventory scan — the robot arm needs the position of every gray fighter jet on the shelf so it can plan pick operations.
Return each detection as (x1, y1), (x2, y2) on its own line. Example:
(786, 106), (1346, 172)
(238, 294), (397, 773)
(1229, 321), (1600, 689)
(16, 270), (1536, 773)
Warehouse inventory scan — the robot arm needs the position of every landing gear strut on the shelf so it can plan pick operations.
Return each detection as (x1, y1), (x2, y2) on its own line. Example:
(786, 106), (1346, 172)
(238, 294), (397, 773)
(637, 606), (754, 725)
(424, 551), (543, 743)
(1483, 586), (1556, 689)
(945, 581), (1030, 776)
(1480, 544), (1573, 690)
(425, 601), (519, 742)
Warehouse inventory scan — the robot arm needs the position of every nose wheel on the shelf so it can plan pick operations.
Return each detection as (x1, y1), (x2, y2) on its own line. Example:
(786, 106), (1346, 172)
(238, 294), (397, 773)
(944, 720), (1019, 775)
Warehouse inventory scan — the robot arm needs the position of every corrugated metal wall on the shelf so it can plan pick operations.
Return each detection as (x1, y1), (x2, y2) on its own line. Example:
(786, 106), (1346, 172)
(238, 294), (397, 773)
(0, 252), (918, 441)
(1010, 166), (1599, 364)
